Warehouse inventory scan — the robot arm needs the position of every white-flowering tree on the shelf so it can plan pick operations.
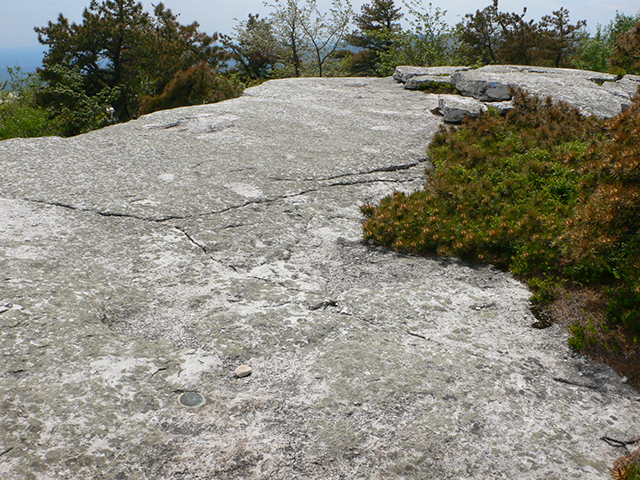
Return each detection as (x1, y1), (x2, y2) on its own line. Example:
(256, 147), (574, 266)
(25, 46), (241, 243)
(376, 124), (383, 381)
(264, 0), (353, 77)
(266, 0), (311, 77)
(300, 0), (353, 76)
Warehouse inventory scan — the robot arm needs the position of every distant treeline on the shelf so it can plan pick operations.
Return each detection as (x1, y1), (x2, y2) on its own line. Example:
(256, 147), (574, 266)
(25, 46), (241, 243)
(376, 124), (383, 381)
(1, 0), (640, 139)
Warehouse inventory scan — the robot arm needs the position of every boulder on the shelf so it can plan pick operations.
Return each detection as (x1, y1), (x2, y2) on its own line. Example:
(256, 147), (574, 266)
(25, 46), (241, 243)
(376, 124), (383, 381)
(393, 65), (468, 83)
(601, 81), (635, 111)
(491, 99), (516, 115)
(394, 64), (637, 119)
(438, 94), (487, 122)
(450, 65), (624, 118)
(604, 74), (640, 109)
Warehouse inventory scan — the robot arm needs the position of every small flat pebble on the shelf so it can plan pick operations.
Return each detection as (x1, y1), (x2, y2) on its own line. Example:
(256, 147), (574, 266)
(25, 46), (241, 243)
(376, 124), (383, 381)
(235, 365), (252, 378)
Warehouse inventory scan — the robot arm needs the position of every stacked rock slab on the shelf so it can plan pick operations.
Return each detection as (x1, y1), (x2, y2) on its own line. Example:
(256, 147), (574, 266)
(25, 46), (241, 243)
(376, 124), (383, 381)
(392, 65), (469, 84)
(394, 64), (640, 121)
(437, 94), (487, 123)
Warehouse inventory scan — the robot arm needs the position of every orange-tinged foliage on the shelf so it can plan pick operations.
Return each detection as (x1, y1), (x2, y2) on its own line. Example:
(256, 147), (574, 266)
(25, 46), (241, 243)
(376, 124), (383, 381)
(362, 89), (640, 343)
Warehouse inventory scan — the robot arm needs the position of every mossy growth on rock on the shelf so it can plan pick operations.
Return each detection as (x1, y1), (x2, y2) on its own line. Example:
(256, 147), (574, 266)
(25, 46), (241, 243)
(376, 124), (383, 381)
(362, 88), (640, 390)
(417, 80), (460, 95)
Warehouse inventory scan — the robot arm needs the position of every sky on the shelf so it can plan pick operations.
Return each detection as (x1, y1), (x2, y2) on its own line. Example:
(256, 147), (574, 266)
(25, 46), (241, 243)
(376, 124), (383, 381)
(1, 0), (639, 67)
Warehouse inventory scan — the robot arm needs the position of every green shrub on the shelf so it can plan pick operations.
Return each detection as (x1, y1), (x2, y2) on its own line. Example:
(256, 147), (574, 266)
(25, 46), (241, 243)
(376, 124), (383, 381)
(362, 88), (640, 355)
(417, 81), (460, 94)
(363, 90), (603, 276)
(138, 62), (241, 116)
(0, 101), (53, 141)
(0, 67), (58, 140)
(36, 64), (120, 137)
(562, 91), (640, 332)
(567, 322), (598, 351)
(614, 447), (640, 480)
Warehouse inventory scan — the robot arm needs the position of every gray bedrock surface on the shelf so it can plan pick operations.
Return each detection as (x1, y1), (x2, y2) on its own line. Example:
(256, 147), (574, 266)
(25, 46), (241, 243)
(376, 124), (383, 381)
(1, 77), (638, 479)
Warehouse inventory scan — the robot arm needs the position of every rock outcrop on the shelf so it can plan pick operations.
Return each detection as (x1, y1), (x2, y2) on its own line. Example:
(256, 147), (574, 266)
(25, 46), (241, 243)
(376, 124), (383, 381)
(437, 94), (487, 123)
(1, 77), (639, 479)
(396, 64), (640, 121)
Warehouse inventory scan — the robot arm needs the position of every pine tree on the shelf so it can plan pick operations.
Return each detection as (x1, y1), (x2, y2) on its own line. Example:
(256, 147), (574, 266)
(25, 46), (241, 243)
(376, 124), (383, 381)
(347, 0), (403, 75)
(35, 0), (237, 128)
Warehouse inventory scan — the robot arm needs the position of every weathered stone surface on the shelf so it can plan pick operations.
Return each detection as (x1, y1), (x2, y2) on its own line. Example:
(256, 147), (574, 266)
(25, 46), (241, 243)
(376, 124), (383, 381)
(1, 77), (639, 479)
(602, 74), (640, 110)
(438, 94), (488, 122)
(393, 65), (468, 83)
(451, 65), (625, 117)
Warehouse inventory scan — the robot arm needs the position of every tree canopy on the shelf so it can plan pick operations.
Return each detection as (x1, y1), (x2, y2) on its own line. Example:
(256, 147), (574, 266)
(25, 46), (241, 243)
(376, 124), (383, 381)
(347, 0), (404, 75)
(35, 0), (239, 132)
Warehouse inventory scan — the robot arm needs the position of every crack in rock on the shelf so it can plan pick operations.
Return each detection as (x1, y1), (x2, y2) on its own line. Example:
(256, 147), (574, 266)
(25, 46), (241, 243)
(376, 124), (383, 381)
(24, 198), (186, 222)
(552, 376), (600, 390)
(21, 170), (419, 239)
(321, 158), (430, 181)
(268, 160), (429, 182)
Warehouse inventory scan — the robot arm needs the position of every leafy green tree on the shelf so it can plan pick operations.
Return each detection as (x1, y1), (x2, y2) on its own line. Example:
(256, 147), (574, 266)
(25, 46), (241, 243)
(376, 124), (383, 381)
(612, 19), (640, 74)
(457, 0), (501, 64)
(300, 0), (353, 77)
(266, 0), (311, 77)
(573, 25), (612, 72)
(35, 0), (238, 125)
(347, 0), (404, 75)
(255, 0), (353, 77)
(221, 14), (280, 81)
(376, 1), (459, 75)
(495, 8), (540, 65)
(608, 11), (640, 43)
(36, 0), (150, 120)
(573, 12), (639, 73)
(457, 0), (541, 66)
(37, 64), (120, 136)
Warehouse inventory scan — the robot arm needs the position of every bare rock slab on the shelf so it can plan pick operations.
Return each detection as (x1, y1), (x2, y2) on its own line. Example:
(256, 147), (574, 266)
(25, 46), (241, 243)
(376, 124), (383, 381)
(1, 77), (639, 479)
(395, 64), (639, 119)
(438, 94), (488, 122)
(451, 65), (626, 117)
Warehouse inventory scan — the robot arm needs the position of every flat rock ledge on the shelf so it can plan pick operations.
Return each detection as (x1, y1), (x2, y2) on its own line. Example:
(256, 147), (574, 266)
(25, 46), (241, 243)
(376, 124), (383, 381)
(395, 64), (640, 121)
(1, 77), (639, 479)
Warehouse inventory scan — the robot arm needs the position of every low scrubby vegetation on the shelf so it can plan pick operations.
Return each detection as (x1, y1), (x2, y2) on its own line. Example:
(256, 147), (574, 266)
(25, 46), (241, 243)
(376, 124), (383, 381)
(614, 447), (640, 480)
(0, 68), (56, 140)
(362, 89), (640, 391)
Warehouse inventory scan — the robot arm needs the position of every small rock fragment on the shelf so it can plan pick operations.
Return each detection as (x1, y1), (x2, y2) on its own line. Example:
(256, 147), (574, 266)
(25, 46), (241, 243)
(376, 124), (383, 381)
(235, 365), (252, 378)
